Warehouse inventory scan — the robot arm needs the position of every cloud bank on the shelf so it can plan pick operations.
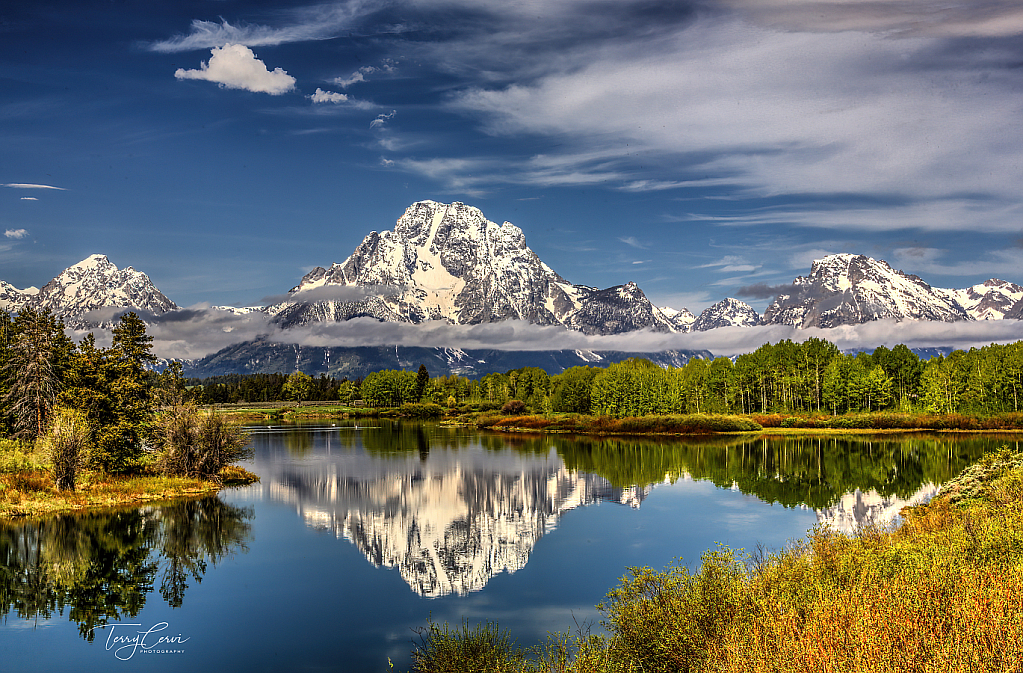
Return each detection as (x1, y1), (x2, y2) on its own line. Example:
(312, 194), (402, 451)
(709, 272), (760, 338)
(75, 304), (1023, 362)
(175, 44), (296, 95)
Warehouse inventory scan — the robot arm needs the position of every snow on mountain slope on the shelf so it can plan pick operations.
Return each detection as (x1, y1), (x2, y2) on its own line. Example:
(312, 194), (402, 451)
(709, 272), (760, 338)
(30, 254), (178, 328)
(762, 254), (971, 328)
(659, 306), (696, 333)
(266, 201), (675, 335)
(0, 280), (38, 313)
(691, 298), (761, 331)
(936, 280), (1023, 321)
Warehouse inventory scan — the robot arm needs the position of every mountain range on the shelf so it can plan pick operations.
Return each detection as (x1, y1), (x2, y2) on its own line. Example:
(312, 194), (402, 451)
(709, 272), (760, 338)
(3, 200), (1022, 375)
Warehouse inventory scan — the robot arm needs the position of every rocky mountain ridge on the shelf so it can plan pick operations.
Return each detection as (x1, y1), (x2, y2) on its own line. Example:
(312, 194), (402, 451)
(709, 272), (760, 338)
(3, 205), (1023, 366)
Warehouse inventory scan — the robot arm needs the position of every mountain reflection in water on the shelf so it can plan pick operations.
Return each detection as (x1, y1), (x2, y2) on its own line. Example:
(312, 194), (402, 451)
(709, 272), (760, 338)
(235, 423), (998, 597)
(0, 497), (252, 641)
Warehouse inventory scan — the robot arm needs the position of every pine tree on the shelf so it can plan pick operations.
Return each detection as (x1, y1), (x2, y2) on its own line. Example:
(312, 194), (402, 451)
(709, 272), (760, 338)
(415, 364), (429, 402)
(3, 308), (72, 439)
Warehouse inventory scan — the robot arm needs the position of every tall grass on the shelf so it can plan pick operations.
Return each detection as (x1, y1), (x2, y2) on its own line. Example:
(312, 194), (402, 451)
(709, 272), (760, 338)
(403, 446), (1023, 673)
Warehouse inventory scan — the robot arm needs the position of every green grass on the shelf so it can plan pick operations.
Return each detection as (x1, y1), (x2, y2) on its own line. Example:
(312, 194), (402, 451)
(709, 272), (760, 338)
(0, 437), (260, 518)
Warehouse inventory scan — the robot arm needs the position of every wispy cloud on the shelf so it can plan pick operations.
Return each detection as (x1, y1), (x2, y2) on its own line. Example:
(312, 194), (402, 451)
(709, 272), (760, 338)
(4, 183), (65, 190)
(334, 66), (377, 88)
(4, 229), (28, 239)
(619, 236), (646, 249)
(697, 255), (757, 273)
(175, 44), (296, 95)
(148, 3), (380, 53)
(19, 197), (37, 201)
(370, 110), (396, 128)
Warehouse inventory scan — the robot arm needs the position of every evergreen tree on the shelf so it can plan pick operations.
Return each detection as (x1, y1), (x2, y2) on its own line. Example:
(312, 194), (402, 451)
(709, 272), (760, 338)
(93, 313), (157, 473)
(415, 364), (429, 402)
(3, 308), (72, 439)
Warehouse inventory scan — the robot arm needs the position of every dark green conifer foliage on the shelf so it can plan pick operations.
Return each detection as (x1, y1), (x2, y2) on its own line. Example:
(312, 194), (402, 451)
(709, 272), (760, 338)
(93, 312), (157, 473)
(2, 308), (73, 439)
(415, 364), (430, 402)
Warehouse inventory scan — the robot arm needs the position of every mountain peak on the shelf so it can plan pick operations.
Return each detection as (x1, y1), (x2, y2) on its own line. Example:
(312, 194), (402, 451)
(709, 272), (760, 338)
(764, 254), (970, 327)
(692, 298), (760, 331)
(268, 201), (681, 335)
(31, 254), (178, 328)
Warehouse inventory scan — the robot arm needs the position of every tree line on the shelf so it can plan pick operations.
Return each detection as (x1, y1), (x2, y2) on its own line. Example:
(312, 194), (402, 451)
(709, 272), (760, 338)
(350, 338), (1023, 417)
(1, 308), (249, 491)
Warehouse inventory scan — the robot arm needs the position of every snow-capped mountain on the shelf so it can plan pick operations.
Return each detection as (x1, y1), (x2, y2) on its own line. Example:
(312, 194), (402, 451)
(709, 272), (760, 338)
(937, 279), (1023, 321)
(691, 298), (761, 331)
(659, 306), (696, 332)
(266, 201), (677, 336)
(762, 254), (971, 328)
(0, 280), (38, 313)
(29, 254), (178, 328)
(564, 282), (676, 335)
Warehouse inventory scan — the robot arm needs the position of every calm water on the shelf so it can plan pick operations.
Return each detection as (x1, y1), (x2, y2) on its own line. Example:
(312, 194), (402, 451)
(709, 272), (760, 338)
(0, 422), (1013, 672)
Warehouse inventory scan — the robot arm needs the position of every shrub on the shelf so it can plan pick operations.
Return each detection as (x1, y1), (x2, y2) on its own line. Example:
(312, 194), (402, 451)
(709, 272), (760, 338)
(154, 404), (253, 481)
(398, 403), (445, 418)
(44, 407), (92, 491)
(408, 620), (525, 673)
(501, 400), (527, 415)
(0, 438), (46, 474)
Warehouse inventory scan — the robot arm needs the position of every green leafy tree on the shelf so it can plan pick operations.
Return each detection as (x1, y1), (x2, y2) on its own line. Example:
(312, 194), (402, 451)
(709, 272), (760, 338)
(283, 371), (313, 402)
(337, 380), (356, 405)
(551, 367), (599, 414)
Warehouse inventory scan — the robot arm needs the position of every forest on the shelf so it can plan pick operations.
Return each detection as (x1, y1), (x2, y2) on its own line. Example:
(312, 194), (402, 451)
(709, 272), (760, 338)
(190, 337), (1023, 418)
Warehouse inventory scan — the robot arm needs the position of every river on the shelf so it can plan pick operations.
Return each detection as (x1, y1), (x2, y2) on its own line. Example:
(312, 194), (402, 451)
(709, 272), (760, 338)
(0, 422), (1013, 671)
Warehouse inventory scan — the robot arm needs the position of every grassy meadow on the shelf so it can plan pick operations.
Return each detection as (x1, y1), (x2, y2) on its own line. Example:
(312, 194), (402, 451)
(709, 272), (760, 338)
(0, 437), (258, 518)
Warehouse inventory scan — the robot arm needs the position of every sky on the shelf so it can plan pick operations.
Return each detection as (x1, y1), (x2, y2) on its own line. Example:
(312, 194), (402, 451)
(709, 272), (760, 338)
(3, 0), (1023, 357)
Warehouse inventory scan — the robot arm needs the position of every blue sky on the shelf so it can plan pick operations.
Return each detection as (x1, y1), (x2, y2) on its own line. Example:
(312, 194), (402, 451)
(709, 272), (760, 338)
(3, 0), (1023, 320)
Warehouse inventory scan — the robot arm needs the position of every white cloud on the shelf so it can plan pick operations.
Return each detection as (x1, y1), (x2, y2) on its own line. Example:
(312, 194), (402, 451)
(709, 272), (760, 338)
(310, 88), (348, 104)
(4, 183), (65, 190)
(132, 311), (1023, 361)
(438, 14), (1023, 232)
(697, 255), (757, 273)
(720, 0), (1023, 38)
(19, 197), (37, 201)
(4, 229), (28, 239)
(619, 236), (646, 249)
(149, 3), (378, 53)
(333, 66), (377, 88)
(370, 110), (396, 128)
(174, 44), (296, 95)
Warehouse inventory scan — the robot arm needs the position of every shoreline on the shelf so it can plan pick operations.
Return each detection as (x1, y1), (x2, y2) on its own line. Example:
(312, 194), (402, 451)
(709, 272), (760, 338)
(0, 466), (260, 520)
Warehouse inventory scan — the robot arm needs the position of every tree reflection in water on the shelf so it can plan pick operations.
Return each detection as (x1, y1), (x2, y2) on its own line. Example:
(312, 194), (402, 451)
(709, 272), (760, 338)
(0, 496), (252, 641)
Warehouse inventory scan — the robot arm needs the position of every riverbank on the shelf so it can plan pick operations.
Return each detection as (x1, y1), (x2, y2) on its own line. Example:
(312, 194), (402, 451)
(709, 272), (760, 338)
(460, 410), (1023, 436)
(0, 460), (260, 519)
(406, 445), (1023, 672)
(209, 404), (1023, 435)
